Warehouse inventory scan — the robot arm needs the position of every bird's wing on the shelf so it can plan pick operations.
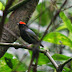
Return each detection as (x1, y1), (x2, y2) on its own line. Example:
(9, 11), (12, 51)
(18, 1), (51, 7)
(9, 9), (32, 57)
(25, 29), (39, 41)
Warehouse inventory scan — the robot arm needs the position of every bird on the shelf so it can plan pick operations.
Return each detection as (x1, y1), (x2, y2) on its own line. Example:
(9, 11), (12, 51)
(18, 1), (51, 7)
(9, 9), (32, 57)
(17, 21), (44, 47)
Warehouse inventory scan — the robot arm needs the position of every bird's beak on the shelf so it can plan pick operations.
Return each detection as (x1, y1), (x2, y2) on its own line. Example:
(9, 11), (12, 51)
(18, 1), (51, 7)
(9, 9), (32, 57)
(17, 23), (19, 25)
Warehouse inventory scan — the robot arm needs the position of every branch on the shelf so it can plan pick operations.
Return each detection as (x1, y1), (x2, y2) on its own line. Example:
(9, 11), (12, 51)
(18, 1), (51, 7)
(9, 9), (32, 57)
(62, 5), (72, 11)
(44, 50), (58, 69)
(62, 58), (72, 66)
(7, 0), (30, 14)
(0, 42), (32, 50)
(0, 0), (15, 40)
(57, 58), (72, 72)
(0, 42), (58, 69)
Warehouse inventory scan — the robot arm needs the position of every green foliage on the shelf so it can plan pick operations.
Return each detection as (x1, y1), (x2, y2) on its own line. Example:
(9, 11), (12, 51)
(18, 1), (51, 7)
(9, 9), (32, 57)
(29, 51), (71, 66)
(52, 54), (70, 61)
(36, 2), (53, 26)
(39, 53), (70, 65)
(0, 53), (27, 72)
(0, 0), (6, 6)
(43, 32), (72, 47)
(63, 67), (71, 72)
(47, 64), (71, 72)
(68, 32), (72, 41)
(60, 11), (72, 33)
(0, 2), (5, 10)
(47, 54), (71, 70)
(5, 57), (13, 69)
(38, 53), (49, 65)
(29, 51), (49, 65)
(56, 23), (67, 31)
(0, 53), (13, 72)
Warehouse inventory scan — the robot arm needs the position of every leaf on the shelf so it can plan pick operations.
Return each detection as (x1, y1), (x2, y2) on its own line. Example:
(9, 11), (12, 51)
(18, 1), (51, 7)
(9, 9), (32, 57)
(68, 32), (72, 41)
(52, 54), (70, 61)
(0, 0), (7, 6)
(38, 53), (50, 65)
(29, 50), (49, 65)
(29, 51), (71, 66)
(3, 53), (19, 70)
(62, 67), (71, 72)
(0, 53), (13, 72)
(37, 3), (45, 12)
(47, 63), (55, 69)
(37, 11), (49, 26)
(60, 11), (72, 33)
(55, 23), (67, 31)
(0, 2), (5, 10)
(5, 57), (13, 69)
(38, 53), (70, 65)
(43, 32), (72, 47)
(0, 53), (27, 72)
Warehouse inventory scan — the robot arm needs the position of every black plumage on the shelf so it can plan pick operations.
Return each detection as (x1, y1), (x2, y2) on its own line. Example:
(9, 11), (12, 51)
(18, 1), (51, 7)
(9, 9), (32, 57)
(18, 21), (43, 47)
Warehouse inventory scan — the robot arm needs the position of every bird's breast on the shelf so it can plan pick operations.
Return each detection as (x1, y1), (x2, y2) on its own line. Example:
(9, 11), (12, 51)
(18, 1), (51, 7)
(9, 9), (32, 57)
(20, 30), (35, 44)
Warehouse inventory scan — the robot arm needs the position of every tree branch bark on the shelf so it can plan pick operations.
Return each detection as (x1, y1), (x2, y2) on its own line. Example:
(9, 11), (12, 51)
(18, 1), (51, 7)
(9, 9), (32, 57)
(57, 58), (72, 72)
(0, 0), (15, 40)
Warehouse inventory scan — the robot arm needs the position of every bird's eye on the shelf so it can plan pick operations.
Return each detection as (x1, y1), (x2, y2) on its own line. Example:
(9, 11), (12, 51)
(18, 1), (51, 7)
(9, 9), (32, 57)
(17, 23), (19, 25)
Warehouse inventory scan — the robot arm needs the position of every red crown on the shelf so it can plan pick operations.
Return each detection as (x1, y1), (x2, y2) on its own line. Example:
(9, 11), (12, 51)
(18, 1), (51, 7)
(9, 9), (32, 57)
(19, 21), (26, 25)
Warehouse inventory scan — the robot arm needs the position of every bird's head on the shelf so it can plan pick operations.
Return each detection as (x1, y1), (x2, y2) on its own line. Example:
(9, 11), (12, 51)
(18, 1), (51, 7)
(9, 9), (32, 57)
(17, 21), (27, 29)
